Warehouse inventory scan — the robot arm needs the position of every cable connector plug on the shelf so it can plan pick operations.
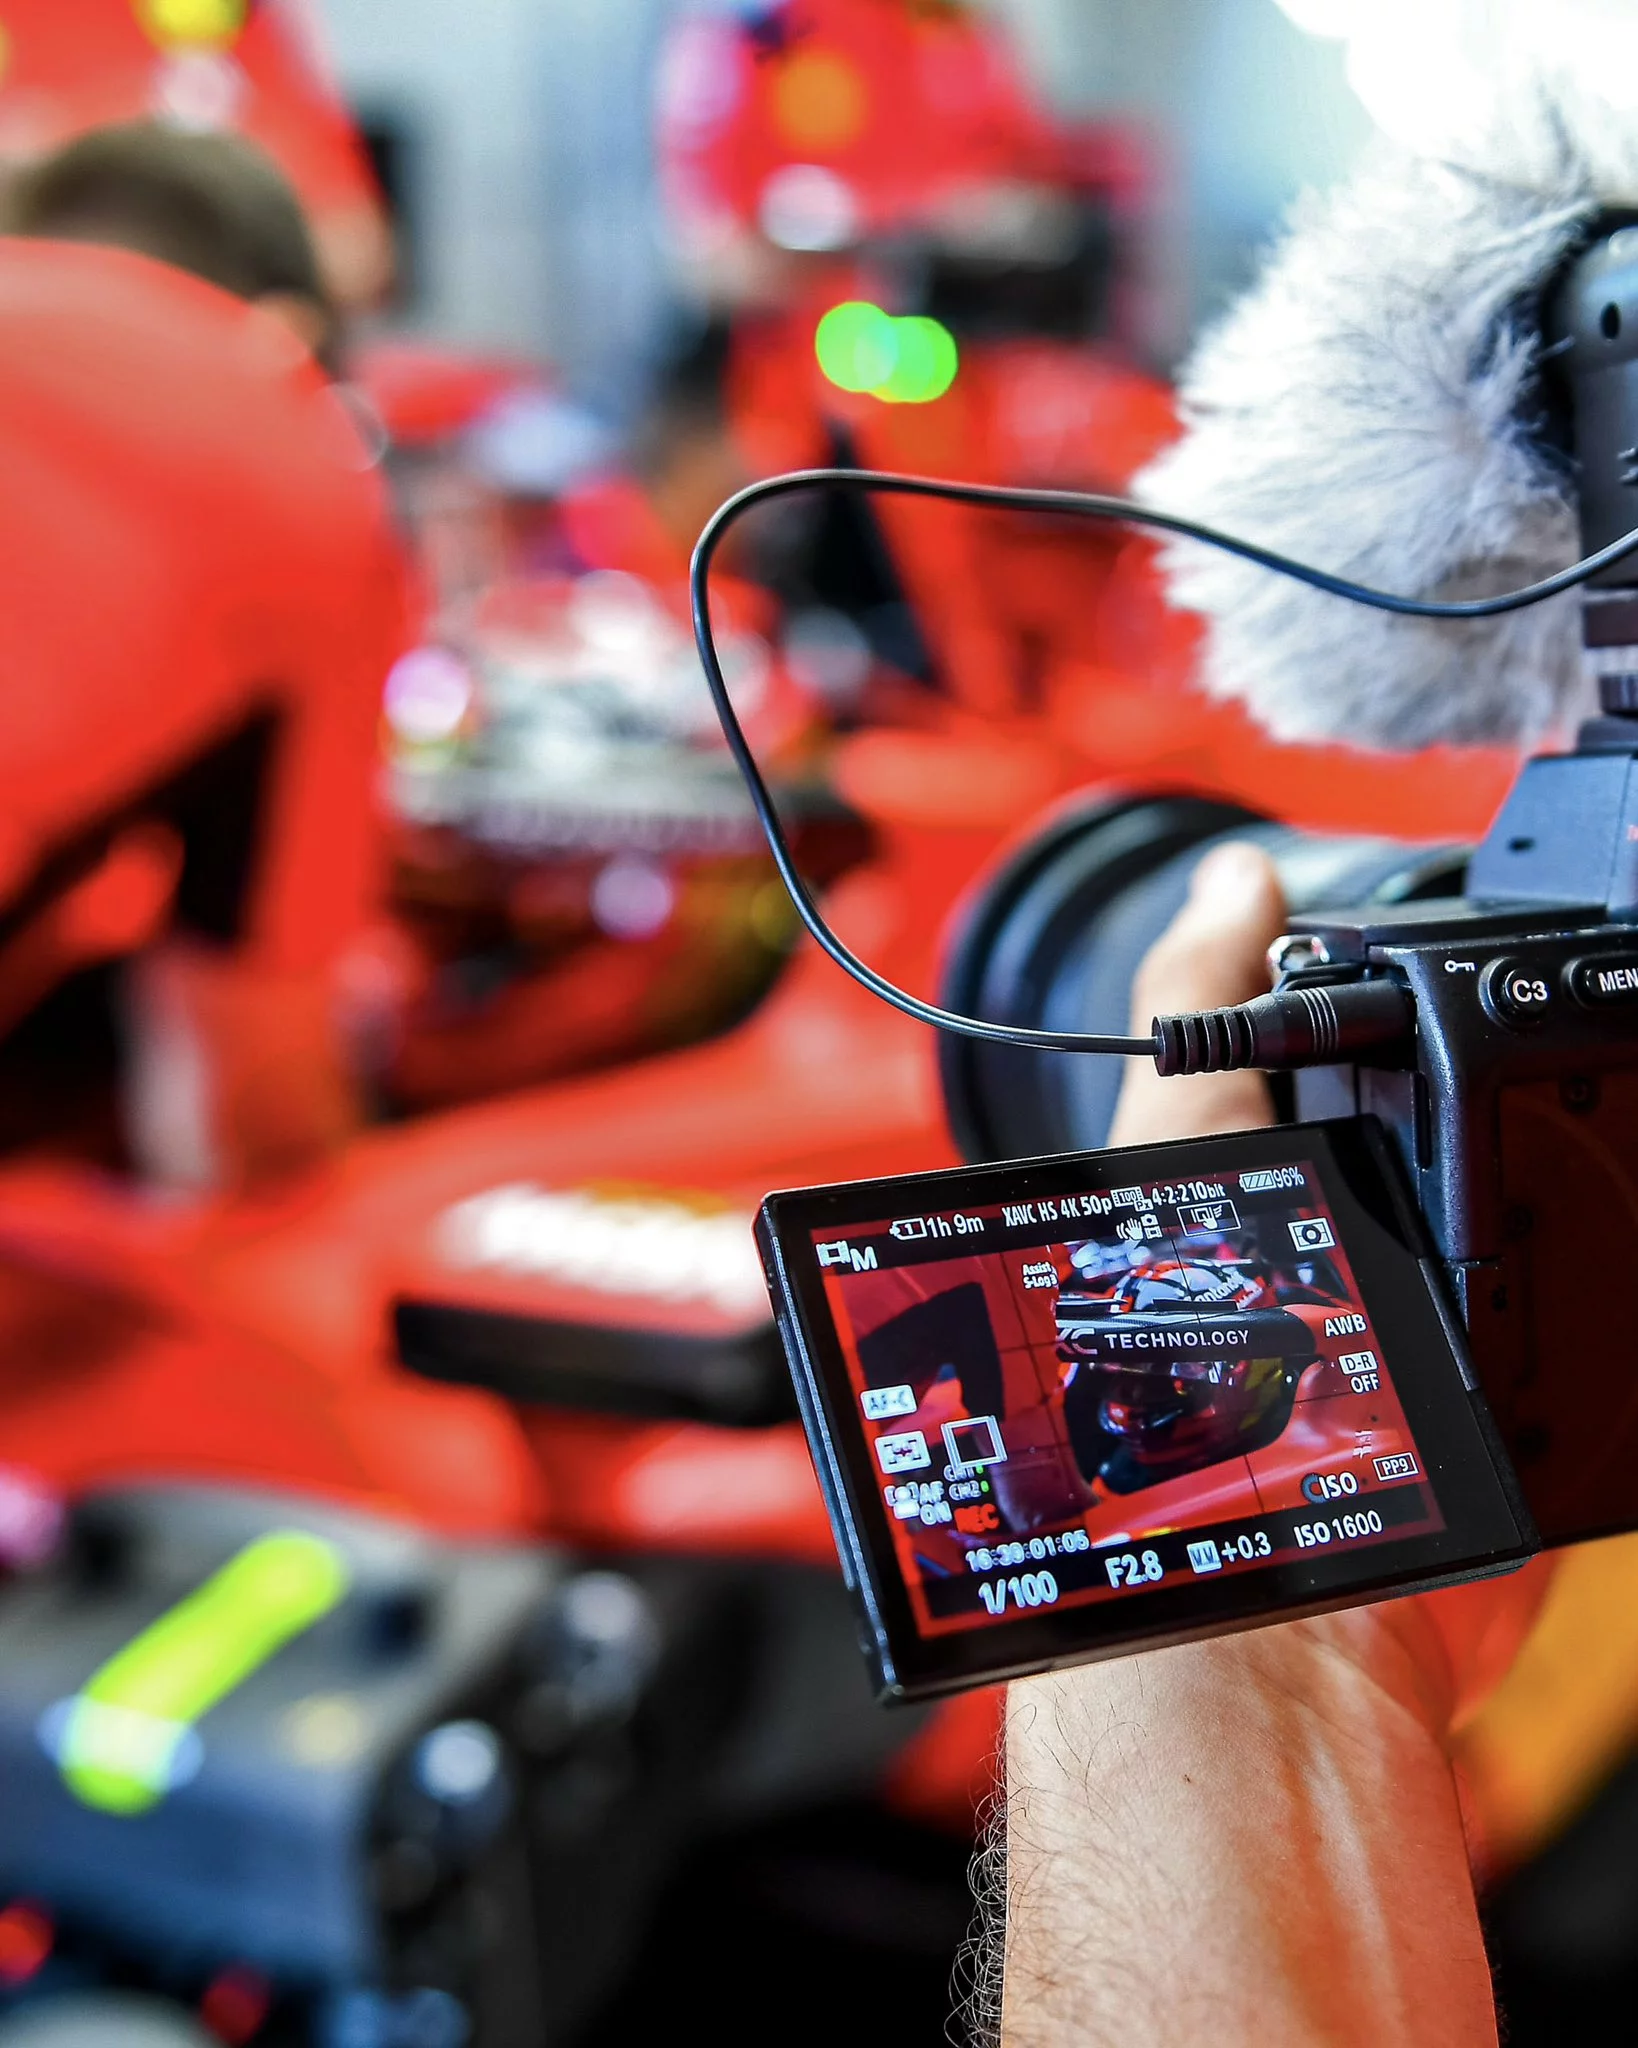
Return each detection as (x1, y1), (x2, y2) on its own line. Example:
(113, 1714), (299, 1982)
(1152, 978), (1415, 1077)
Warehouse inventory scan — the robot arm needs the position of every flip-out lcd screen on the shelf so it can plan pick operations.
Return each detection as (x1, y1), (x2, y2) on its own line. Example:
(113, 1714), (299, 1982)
(758, 1122), (1534, 1699)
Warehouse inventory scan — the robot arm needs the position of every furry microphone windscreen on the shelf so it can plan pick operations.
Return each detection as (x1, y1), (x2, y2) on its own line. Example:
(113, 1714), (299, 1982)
(1136, 0), (1638, 750)
(1136, 143), (1598, 750)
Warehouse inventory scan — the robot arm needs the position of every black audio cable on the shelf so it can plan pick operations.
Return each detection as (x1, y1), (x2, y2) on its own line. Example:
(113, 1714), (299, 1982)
(691, 467), (1636, 1072)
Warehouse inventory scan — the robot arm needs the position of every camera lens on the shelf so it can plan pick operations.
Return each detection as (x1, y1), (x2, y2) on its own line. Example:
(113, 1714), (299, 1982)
(939, 794), (1467, 1160)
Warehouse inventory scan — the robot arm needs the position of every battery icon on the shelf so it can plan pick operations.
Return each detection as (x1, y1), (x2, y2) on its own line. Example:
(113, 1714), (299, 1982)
(890, 1218), (930, 1240)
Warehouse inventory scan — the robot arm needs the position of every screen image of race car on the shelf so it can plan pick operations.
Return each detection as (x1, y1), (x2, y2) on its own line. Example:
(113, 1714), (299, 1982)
(812, 1160), (1444, 1639)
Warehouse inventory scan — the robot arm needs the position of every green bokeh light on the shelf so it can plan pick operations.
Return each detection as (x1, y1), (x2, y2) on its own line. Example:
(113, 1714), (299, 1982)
(815, 303), (958, 405)
(815, 301), (899, 395)
(877, 316), (959, 404)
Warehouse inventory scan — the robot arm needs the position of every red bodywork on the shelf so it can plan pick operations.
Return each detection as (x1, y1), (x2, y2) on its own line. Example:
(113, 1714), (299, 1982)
(0, 740), (1517, 1822)
(0, 239), (407, 973)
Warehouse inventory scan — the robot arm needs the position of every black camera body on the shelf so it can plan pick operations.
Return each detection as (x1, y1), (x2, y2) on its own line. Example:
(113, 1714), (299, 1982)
(1280, 746), (1638, 1547)
(936, 226), (1638, 1556)
(715, 226), (1638, 1693)
(1273, 229), (1638, 1548)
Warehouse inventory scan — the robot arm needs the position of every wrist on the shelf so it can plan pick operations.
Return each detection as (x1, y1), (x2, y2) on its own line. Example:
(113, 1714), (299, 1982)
(1011, 1604), (1465, 1792)
(1002, 1623), (1490, 2048)
(1007, 1616), (1458, 1844)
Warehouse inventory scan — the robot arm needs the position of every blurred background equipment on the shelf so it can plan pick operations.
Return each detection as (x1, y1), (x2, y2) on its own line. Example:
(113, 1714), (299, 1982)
(0, 2), (1624, 2044)
(0, 1483), (752, 2045)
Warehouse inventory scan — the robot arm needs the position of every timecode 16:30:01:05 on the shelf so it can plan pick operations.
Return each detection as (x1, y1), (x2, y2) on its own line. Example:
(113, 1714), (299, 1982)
(961, 1529), (1094, 1574)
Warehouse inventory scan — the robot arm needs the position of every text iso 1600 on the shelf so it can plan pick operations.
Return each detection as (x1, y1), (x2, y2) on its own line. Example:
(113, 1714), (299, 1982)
(1293, 1509), (1386, 1549)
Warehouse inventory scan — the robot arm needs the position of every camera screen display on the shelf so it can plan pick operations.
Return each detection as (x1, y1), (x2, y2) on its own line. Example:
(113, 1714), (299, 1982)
(813, 1159), (1435, 1637)
(758, 1122), (1534, 1698)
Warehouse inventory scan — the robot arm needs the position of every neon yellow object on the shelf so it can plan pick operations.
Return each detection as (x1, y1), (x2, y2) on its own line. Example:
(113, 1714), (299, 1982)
(57, 1530), (349, 1815)
(135, 0), (247, 51)
(815, 303), (958, 405)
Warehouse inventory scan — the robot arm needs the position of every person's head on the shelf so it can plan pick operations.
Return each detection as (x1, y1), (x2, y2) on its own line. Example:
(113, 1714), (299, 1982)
(5, 121), (341, 373)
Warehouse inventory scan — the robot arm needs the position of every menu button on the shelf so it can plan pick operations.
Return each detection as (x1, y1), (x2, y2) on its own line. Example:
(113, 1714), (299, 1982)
(1568, 954), (1638, 1007)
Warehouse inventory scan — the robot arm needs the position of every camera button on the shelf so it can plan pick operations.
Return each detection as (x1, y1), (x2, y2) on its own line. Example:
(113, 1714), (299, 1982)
(1481, 957), (1554, 1029)
(1567, 953), (1638, 1008)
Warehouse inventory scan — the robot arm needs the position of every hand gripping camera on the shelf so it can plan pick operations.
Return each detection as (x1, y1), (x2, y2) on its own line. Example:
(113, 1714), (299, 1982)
(697, 226), (1638, 1700)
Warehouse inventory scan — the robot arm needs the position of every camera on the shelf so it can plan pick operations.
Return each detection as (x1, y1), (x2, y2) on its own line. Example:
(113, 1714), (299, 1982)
(757, 1119), (1534, 1699)
(706, 225), (1638, 1696)
(943, 225), (1638, 1558)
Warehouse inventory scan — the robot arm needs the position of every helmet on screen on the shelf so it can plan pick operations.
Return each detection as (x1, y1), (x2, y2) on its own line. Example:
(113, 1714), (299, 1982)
(1055, 1256), (1325, 1497)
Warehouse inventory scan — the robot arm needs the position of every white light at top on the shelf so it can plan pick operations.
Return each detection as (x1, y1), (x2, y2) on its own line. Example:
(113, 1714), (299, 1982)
(1269, 0), (1638, 185)
(1270, 0), (1363, 39)
(1267, 0), (1498, 171)
(1341, 9), (1491, 158)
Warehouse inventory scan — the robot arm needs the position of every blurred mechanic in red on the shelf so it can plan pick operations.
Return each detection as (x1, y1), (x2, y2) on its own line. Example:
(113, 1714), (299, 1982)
(658, 0), (1177, 721)
(0, 0), (392, 307)
(0, 130), (407, 1190)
